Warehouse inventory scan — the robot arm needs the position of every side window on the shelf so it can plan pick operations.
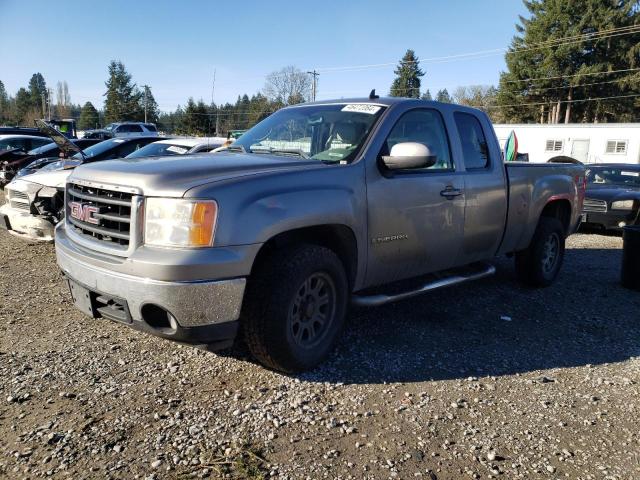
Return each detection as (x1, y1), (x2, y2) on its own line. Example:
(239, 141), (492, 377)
(129, 125), (143, 133)
(116, 142), (141, 157)
(454, 112), (490, 169)
(382, 109), (453, 170)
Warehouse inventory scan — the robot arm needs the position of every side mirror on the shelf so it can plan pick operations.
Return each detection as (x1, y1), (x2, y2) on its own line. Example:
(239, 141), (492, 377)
(382, 142), (437, 170)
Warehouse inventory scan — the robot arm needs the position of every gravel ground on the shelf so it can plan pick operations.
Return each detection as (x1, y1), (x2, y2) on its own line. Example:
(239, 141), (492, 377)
(1, 206), (639, 479)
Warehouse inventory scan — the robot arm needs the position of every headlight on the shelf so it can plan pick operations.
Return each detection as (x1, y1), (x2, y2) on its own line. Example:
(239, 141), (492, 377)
(144, 198), (218, 247)
(611, 200), (635, 210)
(38, 186), (59, 198)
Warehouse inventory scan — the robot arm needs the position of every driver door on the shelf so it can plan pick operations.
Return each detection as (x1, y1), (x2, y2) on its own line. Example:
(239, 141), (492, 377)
(365, 108), (465, 286)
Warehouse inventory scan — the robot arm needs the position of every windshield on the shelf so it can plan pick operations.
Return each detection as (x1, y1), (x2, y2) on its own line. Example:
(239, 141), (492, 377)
(28, 142), (57, 155)
(104, 124), (117, 132)
(126, 142), (190, 159)
(586, 167), (640, 187)
(233, 103), (386, 162)
(72, 138), (124, 160)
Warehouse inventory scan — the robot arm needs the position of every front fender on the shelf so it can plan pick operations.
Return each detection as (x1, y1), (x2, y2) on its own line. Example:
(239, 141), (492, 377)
(185, 162), (368, 280)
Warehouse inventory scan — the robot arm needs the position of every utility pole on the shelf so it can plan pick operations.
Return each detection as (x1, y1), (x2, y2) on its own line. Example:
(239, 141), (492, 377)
(211, 69), (219, 135)
(47, 88), (53, 120)
(142, 84), (150, 123)
(307, 70), (319, 101)
(41, 92), (46, 119)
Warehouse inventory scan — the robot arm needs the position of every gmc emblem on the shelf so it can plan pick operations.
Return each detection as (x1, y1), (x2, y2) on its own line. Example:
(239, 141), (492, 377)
(69, 201), (99, 225)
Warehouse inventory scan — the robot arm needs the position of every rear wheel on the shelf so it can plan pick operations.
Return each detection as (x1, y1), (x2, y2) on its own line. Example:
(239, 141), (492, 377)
(515, 217), (565, 287)
(242, 244), (348, 373)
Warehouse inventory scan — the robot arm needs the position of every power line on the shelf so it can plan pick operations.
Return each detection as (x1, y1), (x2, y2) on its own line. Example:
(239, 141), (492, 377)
(483, 93), (640, 109)
(313, 25), (640, 73)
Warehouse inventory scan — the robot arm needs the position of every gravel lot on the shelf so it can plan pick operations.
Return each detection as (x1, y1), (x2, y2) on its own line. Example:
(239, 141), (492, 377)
(1, 203), (639, 479)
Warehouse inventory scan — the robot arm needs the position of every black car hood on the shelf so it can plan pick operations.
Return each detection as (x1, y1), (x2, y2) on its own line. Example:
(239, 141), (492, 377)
(585, 184), (640, 201)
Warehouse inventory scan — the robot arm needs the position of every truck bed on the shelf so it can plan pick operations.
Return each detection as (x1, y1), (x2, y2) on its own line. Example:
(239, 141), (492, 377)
(500, 162), (585, 255)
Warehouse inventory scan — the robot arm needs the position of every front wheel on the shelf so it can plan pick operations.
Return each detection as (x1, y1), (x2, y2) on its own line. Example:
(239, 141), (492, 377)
(515, 217), (566, 287)
(242, 244), (348, 373)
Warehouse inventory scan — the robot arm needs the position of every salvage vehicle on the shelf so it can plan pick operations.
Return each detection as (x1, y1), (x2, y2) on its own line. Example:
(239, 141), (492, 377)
(125, 137), (229, 159)
(0, 126), (162, 241)
(54, 97), (585, 372)
(0, 138), (100, 186)
(581, 163), (640, 230)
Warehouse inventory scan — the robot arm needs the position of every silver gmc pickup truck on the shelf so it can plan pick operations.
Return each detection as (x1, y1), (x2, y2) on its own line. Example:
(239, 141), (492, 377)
(55, 97), (585, 372)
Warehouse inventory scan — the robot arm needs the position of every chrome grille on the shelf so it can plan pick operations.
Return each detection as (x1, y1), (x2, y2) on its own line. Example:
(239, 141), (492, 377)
(66, 183), (133, 247)
(583, 198), (607, 213)
(7, 189), (31, 212)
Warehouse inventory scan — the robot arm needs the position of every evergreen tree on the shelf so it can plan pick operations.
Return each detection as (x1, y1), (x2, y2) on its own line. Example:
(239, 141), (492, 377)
(28, 73), (47, 115)
(421, 89), (433, 101)
(497, 0), (640, 123)
(435, 89), (452, 103)
(14, 88), (32, 124)
(104, 60), (143, 123)
(0, 80), (9, 123)
(389, 49), (425, 98)
(142, 86), (159, 123)
(78, 102), (100, 130)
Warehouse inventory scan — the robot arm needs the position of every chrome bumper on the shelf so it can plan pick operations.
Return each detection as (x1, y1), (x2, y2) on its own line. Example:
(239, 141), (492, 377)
(56, 239), (246, 328)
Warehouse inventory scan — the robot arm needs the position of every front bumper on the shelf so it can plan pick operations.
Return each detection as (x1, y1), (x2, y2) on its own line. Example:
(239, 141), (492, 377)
(581, 210), (639, 230)
(0, 203), (56, 241)
(56, 230), (247, 348)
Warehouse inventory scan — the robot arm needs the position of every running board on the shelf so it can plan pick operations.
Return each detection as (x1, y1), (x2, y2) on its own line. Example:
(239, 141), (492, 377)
(351, 263), (496, 308)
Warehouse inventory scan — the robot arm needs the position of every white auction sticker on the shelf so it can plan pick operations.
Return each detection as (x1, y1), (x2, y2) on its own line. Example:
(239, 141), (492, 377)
(341, 104), (381, 115)
(166, 145), (188, 154)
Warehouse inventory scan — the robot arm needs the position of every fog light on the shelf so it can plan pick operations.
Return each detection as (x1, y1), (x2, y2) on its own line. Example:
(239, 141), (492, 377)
(619, 221), (627, 228)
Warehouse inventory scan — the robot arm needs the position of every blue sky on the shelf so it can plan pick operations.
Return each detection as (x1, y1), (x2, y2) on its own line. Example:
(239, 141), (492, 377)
(0, 0), (528, 112)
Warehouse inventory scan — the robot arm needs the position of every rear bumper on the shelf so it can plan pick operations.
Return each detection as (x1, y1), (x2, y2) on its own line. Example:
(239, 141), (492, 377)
(0, 203), (55, 241)
(581, 210), (638, 229)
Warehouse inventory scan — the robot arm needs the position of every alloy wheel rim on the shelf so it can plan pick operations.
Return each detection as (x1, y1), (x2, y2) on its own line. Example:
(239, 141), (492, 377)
(288, 272), (336, 349)
(542, 233), (560, 274)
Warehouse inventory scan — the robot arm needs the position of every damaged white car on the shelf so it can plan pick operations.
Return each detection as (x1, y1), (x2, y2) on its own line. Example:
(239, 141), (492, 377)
(0, 169), (69, 241)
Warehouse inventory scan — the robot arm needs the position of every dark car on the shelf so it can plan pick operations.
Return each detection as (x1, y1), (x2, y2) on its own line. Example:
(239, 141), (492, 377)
(0, 127), (52, 138)
(83, 129), (113, 140)
(20, 136), (166, 177)
(581, 164), (640, 230)
(0, 138), (101, 186)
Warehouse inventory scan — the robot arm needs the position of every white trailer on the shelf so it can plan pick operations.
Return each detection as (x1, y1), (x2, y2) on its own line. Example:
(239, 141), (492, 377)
(493, 123), (640, 164)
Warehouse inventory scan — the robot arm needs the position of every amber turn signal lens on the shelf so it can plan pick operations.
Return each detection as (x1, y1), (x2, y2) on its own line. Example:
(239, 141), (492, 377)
(189, 202), (217, 246)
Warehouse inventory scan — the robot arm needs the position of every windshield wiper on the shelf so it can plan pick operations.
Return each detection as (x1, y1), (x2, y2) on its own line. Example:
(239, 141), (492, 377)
(249, 146), (309, 159)
(223, 145), (246, 153)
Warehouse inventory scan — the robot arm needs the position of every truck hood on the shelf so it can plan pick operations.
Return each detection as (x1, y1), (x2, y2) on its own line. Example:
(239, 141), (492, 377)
(69, 152), (324, 197)
(14, 169), (73, 189)
(585, 184), (640, 202)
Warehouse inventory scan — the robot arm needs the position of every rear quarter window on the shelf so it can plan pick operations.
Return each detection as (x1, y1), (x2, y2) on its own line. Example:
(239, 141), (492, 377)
(454, 112), (491, 170)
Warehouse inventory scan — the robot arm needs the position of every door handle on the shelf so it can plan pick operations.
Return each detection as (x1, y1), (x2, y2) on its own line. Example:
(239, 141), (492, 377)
(440, 186), (463, 198)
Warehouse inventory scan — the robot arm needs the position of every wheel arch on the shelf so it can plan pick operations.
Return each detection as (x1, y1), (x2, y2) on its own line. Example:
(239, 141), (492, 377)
(250, 224), (359, 290)
(540, 197), (572, 236)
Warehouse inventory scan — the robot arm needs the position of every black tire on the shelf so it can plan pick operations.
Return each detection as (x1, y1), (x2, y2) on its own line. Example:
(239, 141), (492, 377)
(242, 244), (348, 373)
(515, 217), (565, 287)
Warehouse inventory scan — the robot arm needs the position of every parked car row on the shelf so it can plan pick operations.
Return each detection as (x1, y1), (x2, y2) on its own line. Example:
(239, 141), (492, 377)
(0, 121), (228, 241)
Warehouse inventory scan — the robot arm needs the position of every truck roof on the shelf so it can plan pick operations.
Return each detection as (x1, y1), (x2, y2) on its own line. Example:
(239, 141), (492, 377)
(294, 96), (483, 115)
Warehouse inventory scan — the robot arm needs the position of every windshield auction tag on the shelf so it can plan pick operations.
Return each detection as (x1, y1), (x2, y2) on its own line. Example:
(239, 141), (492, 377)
(166, 145), (188, 154)
(341, 104), (381, 115)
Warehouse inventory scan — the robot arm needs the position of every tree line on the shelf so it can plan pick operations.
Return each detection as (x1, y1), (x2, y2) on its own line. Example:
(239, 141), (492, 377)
(388, 0), (639, 123)
(0, 0), (637, 134)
